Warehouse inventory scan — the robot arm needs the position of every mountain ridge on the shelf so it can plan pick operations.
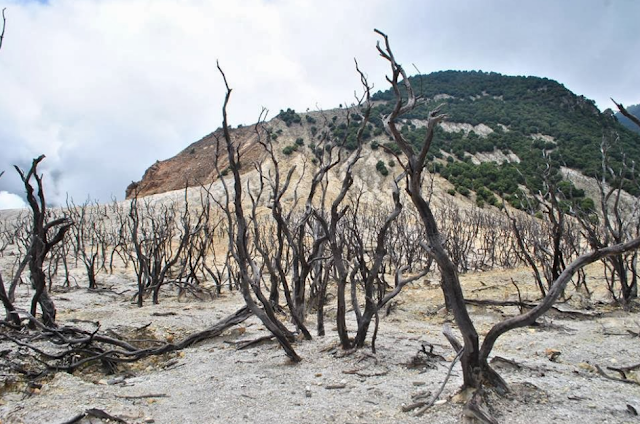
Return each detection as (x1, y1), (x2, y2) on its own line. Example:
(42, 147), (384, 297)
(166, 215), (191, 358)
(127, 71), (640, 205)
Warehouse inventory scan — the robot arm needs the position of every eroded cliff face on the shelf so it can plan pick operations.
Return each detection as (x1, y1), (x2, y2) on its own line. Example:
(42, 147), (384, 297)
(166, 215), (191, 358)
(126, 125), (263, 198)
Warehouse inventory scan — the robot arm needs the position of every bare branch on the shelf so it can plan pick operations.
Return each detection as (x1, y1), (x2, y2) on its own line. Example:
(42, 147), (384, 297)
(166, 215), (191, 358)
(612, 98), (640, 130)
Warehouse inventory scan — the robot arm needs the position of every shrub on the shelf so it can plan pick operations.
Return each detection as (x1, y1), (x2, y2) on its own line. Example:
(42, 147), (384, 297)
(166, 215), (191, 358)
(376, 160), (389, 176)
(295, 138), (304, 146)
(283, 146), (295, 155)
(383, 142), (401, 155)
(277, 108), (302, 126)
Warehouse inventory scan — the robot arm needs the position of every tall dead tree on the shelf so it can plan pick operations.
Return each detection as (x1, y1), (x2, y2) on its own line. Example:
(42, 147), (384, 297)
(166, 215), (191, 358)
(213, 63), (301, 362)
(375, 30), (640, 393)
(15, 156), (71, 326)
(250, 122), (315, 339)
(375, 29), (483, 387)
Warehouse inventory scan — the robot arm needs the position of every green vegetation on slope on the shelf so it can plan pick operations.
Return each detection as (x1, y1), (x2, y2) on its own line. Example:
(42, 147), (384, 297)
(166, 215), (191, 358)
(370, 71), (640, 199)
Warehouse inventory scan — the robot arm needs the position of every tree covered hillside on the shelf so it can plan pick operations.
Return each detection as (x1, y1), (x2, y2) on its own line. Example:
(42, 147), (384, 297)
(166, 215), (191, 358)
(368, 71), (640, 202)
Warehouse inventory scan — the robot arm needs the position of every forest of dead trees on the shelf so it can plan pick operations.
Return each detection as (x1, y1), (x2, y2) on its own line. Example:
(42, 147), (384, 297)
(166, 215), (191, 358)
(1, 27), (640, 422)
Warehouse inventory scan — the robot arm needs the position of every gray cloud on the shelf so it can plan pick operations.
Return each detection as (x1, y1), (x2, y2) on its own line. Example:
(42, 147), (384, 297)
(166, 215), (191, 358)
(0, 0), (638, 208)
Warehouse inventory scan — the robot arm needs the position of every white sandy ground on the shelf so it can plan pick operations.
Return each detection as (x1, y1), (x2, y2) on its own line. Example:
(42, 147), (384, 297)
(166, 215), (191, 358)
(1, 264), (639, 424)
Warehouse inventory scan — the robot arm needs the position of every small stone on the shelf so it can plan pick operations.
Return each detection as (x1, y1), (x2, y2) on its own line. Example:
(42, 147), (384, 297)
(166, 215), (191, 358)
(577, 362), (596, 373)
(305, 386), (312, 398)
(325, 383), (347, 390)
(412, 381), (425, 386)
(315, 373), (322, 377)
(143, 418), (155, 423)
(107, 376), (124, 385)
(97, 379), (108, 385)
(545, 348), (561, 362)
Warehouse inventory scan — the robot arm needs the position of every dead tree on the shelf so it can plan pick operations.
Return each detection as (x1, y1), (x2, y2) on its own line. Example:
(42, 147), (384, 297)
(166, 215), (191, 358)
(6, 211), (31, 301)
(576, 128), (640, 306)
(173, 190), (225, 298)
(212, 63), (300, 362)
(348, 174), (429, 348)
(376, 30), (483, 387)
(14, 155), (71, 326)
(107, 198), (133, 272)
(250, 122), (316, 339)
(127, 190), (192, 306)
(506, 161), (587, 299)
(437, 197), (481, 273)
(375, 30), (640, 393)
(0, 172), (20, 326)
(66, 199), (105, 289)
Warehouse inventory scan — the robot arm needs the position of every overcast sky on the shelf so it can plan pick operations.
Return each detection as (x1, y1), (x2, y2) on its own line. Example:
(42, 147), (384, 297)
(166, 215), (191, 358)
(0, 0), (638, 209)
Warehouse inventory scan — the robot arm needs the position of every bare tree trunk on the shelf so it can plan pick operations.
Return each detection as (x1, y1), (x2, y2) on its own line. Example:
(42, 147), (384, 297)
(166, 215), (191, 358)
(0, 269), (20, 325)
(15, 156), (71, 327)
(375, 30), (480, 387)
(214, 63), (300, 362)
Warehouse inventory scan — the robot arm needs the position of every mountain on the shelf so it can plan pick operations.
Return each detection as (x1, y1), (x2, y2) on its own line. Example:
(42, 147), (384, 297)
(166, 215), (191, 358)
(128, 71), (640, 207)
(615, 103), (640, 134)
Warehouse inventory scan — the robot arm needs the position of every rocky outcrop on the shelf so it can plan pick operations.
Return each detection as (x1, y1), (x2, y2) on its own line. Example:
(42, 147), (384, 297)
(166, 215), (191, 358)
(126, 125), (264, 198)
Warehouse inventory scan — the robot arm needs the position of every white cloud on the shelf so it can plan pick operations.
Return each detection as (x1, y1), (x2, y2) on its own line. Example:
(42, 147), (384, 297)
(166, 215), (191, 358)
(0, 0), (638, 205)
(0, 191), (27, 210)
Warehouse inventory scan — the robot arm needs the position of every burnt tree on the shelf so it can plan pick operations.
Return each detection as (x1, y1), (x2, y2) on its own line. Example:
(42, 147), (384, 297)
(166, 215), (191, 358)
(15, 156), (71, 326)
(375, 29), (640, 393)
